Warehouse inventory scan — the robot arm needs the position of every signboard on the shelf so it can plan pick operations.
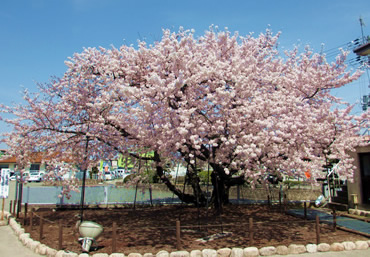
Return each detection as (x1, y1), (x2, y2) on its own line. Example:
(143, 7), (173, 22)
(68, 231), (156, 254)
(0, 169), (10, 198)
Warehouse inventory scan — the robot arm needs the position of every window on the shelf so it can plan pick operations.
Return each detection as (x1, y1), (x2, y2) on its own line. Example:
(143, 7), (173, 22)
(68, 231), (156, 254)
(30, 164), (40, 171)
(0, 164), (9, 170)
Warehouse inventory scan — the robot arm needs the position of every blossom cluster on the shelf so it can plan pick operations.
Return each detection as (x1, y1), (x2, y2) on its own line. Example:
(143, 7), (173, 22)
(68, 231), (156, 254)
(1, 27), (368, 186)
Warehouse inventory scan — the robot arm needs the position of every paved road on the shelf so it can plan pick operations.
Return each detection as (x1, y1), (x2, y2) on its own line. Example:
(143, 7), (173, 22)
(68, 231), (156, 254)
(0, 225), (41, 257)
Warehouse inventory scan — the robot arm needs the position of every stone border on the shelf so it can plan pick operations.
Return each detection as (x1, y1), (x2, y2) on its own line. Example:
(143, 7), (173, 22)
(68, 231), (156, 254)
(348, 208), (370, 217)
(2, 211), (370, 257)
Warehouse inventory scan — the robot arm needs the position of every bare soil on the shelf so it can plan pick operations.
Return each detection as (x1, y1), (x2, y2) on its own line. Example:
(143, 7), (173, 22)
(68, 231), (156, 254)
(18, 205), (369, 255)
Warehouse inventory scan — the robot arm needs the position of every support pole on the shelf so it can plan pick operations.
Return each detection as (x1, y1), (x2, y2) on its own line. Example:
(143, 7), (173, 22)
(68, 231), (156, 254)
(17, 183), (23, 218)
(80, 137), (90, 223)
(14, 180), (18, 217)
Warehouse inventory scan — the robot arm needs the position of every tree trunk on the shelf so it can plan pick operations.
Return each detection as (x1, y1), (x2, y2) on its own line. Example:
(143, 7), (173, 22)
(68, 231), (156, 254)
(152, 151), (245, 208)
(153, 151), (207, 206)
(211, 171), (230, 212)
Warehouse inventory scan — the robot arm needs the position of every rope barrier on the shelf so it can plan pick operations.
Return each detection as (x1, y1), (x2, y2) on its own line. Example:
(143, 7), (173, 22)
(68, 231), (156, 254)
(23, 208), (368, 228)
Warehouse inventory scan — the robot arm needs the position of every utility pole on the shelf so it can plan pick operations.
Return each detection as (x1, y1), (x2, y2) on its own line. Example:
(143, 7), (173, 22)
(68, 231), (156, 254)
(353, 17), (370, 114)
(359, 16), (366, 44)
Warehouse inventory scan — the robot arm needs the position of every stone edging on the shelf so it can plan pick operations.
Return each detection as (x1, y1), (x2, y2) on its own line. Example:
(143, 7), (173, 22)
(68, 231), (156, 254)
(348, 208), (370, 217)
(2, 211), (370, 257)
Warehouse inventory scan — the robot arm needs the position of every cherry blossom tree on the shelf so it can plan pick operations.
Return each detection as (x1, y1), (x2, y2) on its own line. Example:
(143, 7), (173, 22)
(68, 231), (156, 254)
(1, 27), (368, 208)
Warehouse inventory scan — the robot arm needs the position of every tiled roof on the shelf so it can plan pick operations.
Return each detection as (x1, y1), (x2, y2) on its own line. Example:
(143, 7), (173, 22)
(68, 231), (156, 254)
(0, 156), (17, 163)
(0, 153), (44, 163)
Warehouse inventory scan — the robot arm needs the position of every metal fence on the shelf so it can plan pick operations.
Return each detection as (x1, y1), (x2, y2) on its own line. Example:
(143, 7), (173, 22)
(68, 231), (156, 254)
(20, 183), (322, 206)
(21, 184), (181, 206)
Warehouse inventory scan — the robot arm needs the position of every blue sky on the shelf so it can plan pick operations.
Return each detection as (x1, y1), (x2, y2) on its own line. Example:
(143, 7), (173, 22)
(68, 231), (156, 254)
(0, 0), (369, 145)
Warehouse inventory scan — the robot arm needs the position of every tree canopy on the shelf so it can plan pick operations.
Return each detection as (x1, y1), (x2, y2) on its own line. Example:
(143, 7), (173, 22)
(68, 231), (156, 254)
(1, 27), (368, 206)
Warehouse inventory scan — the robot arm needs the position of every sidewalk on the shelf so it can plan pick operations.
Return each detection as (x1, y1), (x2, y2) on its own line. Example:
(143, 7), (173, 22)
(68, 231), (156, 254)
(287, 208), (370, 236)
(0, 224), (41, 257)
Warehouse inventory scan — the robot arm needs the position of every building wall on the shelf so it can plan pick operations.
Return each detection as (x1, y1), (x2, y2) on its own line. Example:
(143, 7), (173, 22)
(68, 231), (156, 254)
(0, 163), (47, 174)
(348, 144), (370, 207)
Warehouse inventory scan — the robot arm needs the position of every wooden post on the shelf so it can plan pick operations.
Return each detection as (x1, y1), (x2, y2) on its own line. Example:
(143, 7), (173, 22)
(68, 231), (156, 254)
(12, 198), (16, 216)
(39, 213), (44, 241)
(176, 220), (181, 250)
(112, 222), (117, 253)
(23, 203), (28, 226)
(304, 202), (307, 219)
(249, 217), (254, 245)
(315, 215), (320, 245)
(58, 220), (63, 250)
(332, 209), (337, 232)
(1, 198), (5, 220)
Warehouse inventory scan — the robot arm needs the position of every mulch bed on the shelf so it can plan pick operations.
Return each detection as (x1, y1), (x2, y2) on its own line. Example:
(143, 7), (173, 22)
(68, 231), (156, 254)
(17, 204), (369, 255)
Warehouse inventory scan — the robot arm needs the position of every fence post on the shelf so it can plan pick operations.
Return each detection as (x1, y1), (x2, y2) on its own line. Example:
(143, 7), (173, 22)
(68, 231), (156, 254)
(249, 217), (254, 245)
(39, 213), (44, 241)
(304, 202), (307, 219)
(315, 215), (320, 244)
(112, 222), (117, 253)
(58, 220), (63, 250)
(23, 203), (28, 226)
(176, 220), (181, 250)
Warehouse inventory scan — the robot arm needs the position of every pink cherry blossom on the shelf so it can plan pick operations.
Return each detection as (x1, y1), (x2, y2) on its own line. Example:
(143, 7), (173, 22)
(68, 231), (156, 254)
(1, 27), (368, 207)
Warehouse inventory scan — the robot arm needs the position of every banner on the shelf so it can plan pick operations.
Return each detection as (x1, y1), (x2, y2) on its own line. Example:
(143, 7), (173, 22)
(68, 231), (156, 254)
(0, 169), (10, 198)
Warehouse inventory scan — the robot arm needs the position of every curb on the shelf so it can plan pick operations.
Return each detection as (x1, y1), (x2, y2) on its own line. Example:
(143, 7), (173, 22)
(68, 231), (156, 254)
(2, 211), (370, 257)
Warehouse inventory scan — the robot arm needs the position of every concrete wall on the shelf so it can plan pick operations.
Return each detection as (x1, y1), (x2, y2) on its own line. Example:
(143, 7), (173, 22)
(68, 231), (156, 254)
(348, 144), (370, 208)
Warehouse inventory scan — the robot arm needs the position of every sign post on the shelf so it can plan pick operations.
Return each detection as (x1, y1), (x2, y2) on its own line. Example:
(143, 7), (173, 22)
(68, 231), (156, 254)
(0, 169), (10, 220)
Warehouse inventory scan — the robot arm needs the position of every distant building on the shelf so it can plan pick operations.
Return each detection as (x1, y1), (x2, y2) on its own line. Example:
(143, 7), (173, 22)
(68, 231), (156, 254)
(0, 153), (46, 174)
(347, 136), (370, 209)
